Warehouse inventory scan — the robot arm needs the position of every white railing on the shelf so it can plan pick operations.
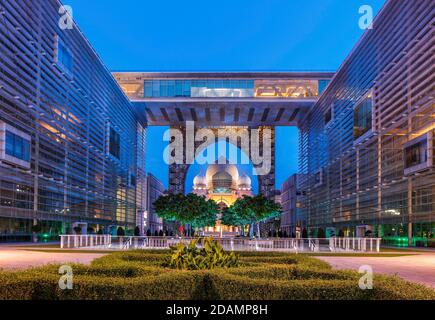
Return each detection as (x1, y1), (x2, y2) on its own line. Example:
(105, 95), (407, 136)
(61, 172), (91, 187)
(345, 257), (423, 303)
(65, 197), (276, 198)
(59, 235), (381, 253)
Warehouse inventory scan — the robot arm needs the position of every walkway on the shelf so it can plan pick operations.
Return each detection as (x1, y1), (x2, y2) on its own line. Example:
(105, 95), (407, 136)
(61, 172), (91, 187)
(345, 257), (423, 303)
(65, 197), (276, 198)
(317, 253), (435, 289)
(0, 245), (105, 270)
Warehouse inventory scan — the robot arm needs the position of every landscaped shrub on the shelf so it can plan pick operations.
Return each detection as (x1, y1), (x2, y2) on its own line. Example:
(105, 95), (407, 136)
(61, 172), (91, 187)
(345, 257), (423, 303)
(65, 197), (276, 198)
(1, 250), (434, 300)
(166, 237), (239, 270)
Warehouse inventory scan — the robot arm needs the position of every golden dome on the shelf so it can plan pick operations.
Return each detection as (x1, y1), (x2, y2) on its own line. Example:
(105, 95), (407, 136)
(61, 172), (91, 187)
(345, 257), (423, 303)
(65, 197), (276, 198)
(238, 174), (252, 188)
(205, 156), (239, 186)
(193, 174), (207, 187)
(212, 171), (233, 190)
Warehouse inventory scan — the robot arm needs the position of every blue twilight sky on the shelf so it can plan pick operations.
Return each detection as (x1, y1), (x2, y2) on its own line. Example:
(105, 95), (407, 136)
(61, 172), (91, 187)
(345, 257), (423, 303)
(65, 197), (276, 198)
(66, 0), (384, 192)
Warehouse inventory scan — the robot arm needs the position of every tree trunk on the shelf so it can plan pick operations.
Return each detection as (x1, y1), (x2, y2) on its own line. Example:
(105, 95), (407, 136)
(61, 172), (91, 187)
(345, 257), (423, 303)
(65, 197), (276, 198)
(257, 223), (261, 239)
(249, 223), (254, 238)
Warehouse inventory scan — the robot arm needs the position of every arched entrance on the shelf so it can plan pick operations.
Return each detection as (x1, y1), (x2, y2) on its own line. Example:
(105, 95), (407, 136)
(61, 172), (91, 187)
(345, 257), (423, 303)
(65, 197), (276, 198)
(184, 141), (258, 236)
(168, 125), (275, 199)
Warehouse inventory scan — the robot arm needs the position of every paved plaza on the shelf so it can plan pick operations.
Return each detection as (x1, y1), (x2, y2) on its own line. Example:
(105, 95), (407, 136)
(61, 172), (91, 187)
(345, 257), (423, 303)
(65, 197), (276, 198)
(0, 245), (105, 270)
(318, 253), (435, 289)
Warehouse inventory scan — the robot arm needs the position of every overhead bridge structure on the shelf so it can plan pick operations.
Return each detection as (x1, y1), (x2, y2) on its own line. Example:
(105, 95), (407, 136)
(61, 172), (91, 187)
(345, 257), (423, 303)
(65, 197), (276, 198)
(113, 72), (334, 195)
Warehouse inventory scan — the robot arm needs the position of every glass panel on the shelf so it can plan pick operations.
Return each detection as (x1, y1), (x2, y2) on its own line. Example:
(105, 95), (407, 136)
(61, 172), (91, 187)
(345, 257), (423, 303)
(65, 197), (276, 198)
(182, 81), (191, 96)
(152, 81), (159, 97)
(23, 140), (30, 161)
(5, 131), (30, 161)
(175, 81), (183, 96)
(109, 128), (120, 159)
(353, 96), (373, 139)
(14, 136), (23, 159)
(160, 81), (168, 97)
(255, 79), (319, 98)
(144, 81), (152, 97)
(5, 131), (14, 156)
(167, 80), (175, 97)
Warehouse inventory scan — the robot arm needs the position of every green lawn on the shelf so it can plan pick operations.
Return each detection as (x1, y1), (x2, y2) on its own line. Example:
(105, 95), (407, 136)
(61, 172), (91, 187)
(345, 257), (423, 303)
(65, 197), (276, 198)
(0, 250), (434, 300)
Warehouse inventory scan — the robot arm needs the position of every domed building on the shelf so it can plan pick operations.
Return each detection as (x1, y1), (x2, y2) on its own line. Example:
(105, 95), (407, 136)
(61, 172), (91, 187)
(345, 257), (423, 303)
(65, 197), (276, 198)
(192, 157), (253, 234)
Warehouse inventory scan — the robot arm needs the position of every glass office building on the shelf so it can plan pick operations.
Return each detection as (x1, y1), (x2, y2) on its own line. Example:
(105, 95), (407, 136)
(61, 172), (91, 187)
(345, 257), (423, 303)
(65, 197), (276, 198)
(298, 0), (434, 245)
(0, 0), (146, 240)
(0, 0), (432, 247)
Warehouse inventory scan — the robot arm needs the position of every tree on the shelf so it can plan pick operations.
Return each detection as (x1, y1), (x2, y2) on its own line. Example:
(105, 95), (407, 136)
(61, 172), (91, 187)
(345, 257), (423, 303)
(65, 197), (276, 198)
(73, 226), (82, 234)
(221, 198), (252, 236)
(153, 193), (185, 222)
(31, 224), (42, 234)
(247, 195), (281, 238)
(154, 193), (218, 236)
(189, 195), (218, 232)
(317, 228), (326, 239)
(117, 227), (125, 236)
(221, 195), (281, 238)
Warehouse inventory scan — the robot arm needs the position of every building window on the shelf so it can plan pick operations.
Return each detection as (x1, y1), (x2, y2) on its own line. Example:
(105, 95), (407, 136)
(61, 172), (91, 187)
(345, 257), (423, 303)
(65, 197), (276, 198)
(314, 169), (324, 187)
(324, 106), (333, 126)
(353, 94), (373, 140)
(143, 79), (255, 98)
(129, 174), (136, 187)
(318, 80), (330, 95)
(5, 131), (30, 162)
(109, 128), (120, 159)
(56, 36), (73, 73)
(405, 140), (427, 168)
(404, 132), (433, 175)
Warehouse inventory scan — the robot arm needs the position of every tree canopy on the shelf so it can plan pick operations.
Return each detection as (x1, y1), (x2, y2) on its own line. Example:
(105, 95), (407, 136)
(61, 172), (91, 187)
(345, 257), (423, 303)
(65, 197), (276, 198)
(221, 195), (281, 229)
(154, 193), (218, 229)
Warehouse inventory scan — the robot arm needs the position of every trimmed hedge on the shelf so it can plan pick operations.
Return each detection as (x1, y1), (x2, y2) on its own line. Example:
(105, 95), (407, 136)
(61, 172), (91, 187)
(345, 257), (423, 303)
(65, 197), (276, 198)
(0, 251), (434, 300)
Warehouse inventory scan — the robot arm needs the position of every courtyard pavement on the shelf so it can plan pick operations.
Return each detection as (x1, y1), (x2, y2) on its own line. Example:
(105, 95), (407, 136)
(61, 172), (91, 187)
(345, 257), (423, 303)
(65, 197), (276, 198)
(317, 253), (435, 289)
(0, 245), (105, 270)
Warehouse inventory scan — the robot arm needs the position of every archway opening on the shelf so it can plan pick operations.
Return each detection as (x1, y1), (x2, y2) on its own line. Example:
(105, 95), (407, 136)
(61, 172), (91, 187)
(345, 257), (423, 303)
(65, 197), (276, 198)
(185, 141), (258, 236)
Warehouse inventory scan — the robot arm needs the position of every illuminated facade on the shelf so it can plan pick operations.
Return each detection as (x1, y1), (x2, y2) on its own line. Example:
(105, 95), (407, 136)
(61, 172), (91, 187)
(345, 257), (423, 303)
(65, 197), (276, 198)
(144, 173), (164, 234)
(280, 174), (305, 237)
(193, 158), (253, 233)
(298, 0), (434, 245)
(0, 0), (433, 246)
(0, 0), (146, 240)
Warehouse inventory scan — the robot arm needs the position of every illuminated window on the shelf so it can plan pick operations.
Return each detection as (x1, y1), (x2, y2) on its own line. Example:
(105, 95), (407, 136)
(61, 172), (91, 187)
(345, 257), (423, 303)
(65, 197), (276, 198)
(353, 94), (373, 140)
(255, 80), (318, 98)
(143, 80), (255, 98)
(405, 140), (427, 168)
(404, 132), (433, 175)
